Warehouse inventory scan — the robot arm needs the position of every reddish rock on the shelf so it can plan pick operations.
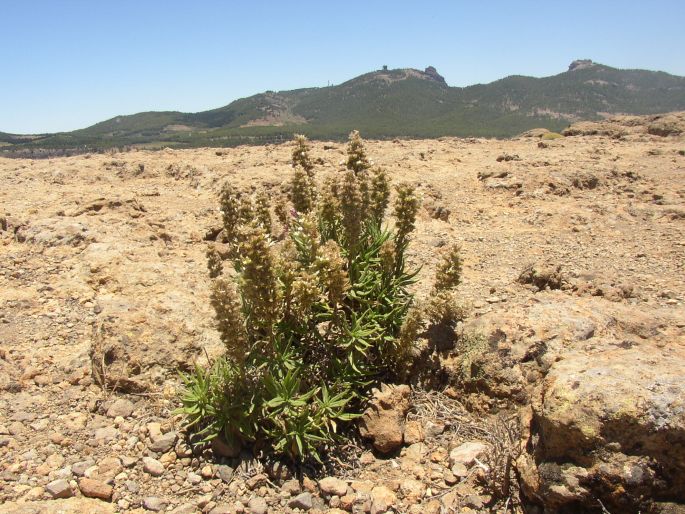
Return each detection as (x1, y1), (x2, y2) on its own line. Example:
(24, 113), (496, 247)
(358, 384), (411, 453)
(78, 477), (113, 501)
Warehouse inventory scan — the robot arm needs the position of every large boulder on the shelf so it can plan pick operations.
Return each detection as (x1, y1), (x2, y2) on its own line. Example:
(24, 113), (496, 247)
(519, 340), (685, 512)
(452, 292), (672, 409)
(455, 293), (618, 407)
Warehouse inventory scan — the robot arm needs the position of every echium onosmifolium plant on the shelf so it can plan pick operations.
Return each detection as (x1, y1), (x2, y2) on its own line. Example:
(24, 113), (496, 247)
(179, 131), (469, 464)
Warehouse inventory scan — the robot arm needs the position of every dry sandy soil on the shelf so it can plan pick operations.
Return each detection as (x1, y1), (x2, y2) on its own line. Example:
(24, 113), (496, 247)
(0, 122), (684, 513)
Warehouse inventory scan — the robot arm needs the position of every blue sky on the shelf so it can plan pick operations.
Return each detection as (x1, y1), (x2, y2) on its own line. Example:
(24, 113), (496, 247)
(1, 0), (684, 133)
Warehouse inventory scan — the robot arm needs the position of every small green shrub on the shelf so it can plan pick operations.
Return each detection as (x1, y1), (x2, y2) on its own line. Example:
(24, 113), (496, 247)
(179, 132), (463, 462)
(541, 132), (564, 140)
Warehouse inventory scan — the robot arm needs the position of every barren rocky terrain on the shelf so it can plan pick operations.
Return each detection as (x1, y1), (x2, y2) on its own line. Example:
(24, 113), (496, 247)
(1, 115), (684, 513)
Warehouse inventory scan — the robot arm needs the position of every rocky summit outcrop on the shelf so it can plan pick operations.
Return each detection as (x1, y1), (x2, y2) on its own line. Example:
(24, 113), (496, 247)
(422, 66), (447, 85)
(568, 59), (595, 71)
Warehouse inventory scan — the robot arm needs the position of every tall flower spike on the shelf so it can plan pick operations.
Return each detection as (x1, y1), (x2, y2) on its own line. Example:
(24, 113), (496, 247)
(210, 277), (247, 363)
(316, 240), (349, 305)
(238, 223), (279, 339)
(254, 190), (272, 236)
(346, 130), (370, 174)
(290, 271), (320, 320)
(292, 134), (314, 178)
(358, 170), (371, 220)
(370, 167), (390, 224)
(274, 196), (291, 233)
(397, 306), (423, 358)
(290, 167), (315, 214)
(237, 194), (255, 226)
(379, 239), (396, 278)
(318, 178), (340, 239)
(275, 238), (299, 316)
(434, 244), (463, 291)
(340, 170), (363, 252)
(219, 182), (242, 245)
(393, 183), (420, 249)
(206, 244), (223, 279)
(293, 212), (320, 265)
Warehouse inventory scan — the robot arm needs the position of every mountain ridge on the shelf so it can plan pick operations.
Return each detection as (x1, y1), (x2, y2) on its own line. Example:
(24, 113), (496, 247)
(3, 60), (685, 153)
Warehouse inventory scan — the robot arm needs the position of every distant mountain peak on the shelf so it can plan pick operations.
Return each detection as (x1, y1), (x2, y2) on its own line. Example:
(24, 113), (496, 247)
(350, 66), (448, 88)
(569, 59), (595, 71)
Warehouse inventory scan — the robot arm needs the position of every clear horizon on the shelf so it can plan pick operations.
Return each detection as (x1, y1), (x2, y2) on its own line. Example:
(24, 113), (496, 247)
(2, 0), (684, 134)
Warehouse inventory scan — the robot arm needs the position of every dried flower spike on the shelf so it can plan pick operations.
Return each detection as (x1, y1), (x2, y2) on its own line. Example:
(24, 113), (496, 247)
(254, 190), (272, 236)
(369, 167), (390, 224)
(434, 244), (463, 291)
(346, 130), (371, 174)
(207, 244), (223, 279)
(290, 167), (315, 214)
(210, 276), (247, 363)
(292, 134), (314, 177)
(340, 170), (363, 251)
(393, 183), (419, 248)
(238, 223), (278, 338)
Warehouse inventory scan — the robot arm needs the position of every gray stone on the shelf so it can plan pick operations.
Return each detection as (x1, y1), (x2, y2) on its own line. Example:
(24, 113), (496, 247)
(93, 426), (119, 444)
(19, 449), (37, 461)
(319, 476), (348, 496)
(125, 480), (140, 494)
(143, 496), (167, 511)
(248, 497), (268, 514)
(17, 219), (92, 247)
(186, 472), (202, 485)
(451, 462), (468, 478)
(215, 464), (234, 483)
(121, 455), (137, 468)
(142, 456), (164, 477)
(424, 421), (446, 438)
(106, 398), (135, 418)
(464, 494), (485, 509)
(46, 479), (73, 499)
(54, 467), (73, 480)
(12, 411), (37, 422)
(449, 441), (487, 467)
(288, 492), (313, 510)
(149, 431), (177, 453)
(8, 421), (25, 435)
(281, 479), (301, 495)
(72, 459), (95, 477)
